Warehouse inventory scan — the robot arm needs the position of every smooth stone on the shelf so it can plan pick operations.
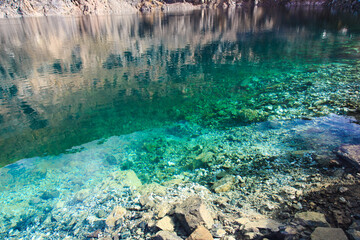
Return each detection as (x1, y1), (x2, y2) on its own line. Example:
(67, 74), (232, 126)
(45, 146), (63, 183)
(295, 212), (330, 227)
(311, 227), (348, 240)
(186, 225), (214, 240)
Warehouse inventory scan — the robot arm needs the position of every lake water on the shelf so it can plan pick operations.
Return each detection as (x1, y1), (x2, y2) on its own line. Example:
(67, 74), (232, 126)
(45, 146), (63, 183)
(0, 7), (359, 239)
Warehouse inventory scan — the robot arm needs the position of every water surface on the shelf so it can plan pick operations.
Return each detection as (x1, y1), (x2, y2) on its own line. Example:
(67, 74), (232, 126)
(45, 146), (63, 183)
(0, 8), (359, 166)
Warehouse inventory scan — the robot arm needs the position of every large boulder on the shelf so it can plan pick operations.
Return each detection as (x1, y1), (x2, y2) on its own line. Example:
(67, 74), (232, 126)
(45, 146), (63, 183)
(175, 196), (214, 234)
(337, 144), (360, 170)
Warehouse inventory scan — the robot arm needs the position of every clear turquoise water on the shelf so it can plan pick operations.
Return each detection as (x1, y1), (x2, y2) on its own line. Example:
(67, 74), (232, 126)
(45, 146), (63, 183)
(0, 7), (359, 238)
(0, 8), (359, 166)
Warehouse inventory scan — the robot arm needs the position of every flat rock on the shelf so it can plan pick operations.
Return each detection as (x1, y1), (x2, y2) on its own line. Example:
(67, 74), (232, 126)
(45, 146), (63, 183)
(337, 144), (360, 170)
(175, 196), (214, 234)
(295, 211), (330, 227)
(186, 225), (214, 240)
(243, 218), (282, 232)
(211, 175), (235, 193)
(156, 216), (175, 232)
(311, 227), (348, 240)
(105, 206), (126, 227)
(152, 231), (182, 240)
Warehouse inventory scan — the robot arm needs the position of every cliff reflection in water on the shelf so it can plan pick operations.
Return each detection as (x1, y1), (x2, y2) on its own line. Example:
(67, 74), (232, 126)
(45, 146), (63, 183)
(0, 8), (358, 166)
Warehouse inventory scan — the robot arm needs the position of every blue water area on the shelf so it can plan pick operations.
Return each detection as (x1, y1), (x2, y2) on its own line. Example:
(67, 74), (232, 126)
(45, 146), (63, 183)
(0, 6), (359, 239)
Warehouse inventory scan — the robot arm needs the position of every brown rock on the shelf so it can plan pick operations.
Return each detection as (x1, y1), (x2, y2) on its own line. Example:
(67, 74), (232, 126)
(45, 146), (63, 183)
(295, 212), (330, 227)
(152, 231), (182, 240)
(175, 196), (214, 234)
(311, 227), (348, 240)
(337, 144), (360, 170)
(186, 226), (214, 240)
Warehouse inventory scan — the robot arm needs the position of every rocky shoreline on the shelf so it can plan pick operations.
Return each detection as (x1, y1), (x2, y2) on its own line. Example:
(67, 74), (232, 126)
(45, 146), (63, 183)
(1, 117), (360, 239)
(0, 0), (359, 19)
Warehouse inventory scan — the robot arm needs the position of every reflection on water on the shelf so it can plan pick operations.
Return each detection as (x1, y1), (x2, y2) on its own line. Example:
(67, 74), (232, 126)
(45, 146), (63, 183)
(0, 8), (359, 166)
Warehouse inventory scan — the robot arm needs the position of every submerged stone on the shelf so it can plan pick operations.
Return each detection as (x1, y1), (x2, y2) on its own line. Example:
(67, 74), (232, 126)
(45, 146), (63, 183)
(40, 190), (60, 200)
(105, 155), (118, 165)
(211, 175), (235, 193)
(101, 170), (142, 190)
(105, 206), (126, 228)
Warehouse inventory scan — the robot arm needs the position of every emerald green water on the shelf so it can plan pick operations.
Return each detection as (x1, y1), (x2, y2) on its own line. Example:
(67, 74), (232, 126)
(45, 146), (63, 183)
(0, 8), (359, 166)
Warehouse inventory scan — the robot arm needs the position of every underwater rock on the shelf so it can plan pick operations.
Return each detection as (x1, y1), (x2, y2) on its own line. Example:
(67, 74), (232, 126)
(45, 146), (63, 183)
(105, 155), (118, 165)
(295, 212), (330, 227)
(74, 188), (91, 202)
(175, 196), (214, 234)
(234, 109), (265, 123)
(87, 229), (101, 238)
(139, 183), (167, 196)
(40, 190), (60, 200)
(337, 145), (360, 170)
(156, 216), (175, 232)
(100, 170), (142, 190)
(96, 209), (107, 218)
(153, 230), (182, 240)
(211, 175), (235, 193)
(186, 225), (214, 240)
(310, 227), (348, 240)
(105, 206), (126, 228)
